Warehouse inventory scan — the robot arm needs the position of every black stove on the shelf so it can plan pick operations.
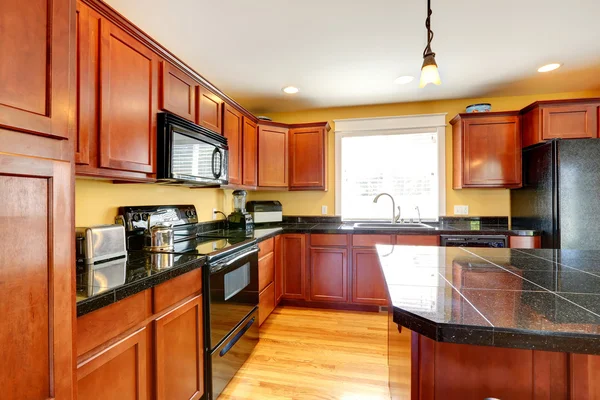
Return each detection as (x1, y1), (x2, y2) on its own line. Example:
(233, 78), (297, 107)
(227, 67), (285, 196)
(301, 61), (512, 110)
(117, 204), (260, 400)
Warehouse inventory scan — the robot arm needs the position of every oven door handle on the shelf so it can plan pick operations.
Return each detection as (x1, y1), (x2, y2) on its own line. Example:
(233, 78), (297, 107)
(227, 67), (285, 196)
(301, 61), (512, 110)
(219, 317), (256, 357)
(210, 247), (259, 274)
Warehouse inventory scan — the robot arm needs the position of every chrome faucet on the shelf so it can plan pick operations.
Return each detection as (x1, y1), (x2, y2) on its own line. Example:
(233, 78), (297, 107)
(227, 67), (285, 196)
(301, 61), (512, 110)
(373, 193), (401, 224)
(415, 206), (422, 223)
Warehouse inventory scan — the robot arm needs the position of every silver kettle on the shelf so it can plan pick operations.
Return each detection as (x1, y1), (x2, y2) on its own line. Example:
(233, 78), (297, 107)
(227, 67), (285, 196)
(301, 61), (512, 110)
(144, 211), (174, 252)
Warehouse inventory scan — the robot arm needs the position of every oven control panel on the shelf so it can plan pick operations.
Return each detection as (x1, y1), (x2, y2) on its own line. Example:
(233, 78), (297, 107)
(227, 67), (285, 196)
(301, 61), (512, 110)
(117, 205), (198, 232)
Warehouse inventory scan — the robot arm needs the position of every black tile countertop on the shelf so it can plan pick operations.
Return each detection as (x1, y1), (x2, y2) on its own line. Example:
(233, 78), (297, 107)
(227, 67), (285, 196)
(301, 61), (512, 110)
(378, 245), (600, 355)
(76, 251), (205, 317)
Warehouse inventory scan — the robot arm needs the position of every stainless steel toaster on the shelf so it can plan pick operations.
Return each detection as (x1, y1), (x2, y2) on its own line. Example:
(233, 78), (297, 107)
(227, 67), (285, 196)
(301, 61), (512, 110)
(76, 224), (127, 264)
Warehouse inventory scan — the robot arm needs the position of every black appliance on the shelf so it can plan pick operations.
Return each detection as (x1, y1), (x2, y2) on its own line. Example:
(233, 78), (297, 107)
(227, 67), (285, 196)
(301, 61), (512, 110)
(117, 205), (259, 400)
(227, 190), (254, 233)
(157, 112), (229, 186)
(511, 139), (600, 250)
(440, 235), (507, 248)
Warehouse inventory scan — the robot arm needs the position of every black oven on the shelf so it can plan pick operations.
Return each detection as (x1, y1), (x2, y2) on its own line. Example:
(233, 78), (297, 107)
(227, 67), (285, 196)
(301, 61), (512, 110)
(205, 244), (259, 399)
(157, 112), (229, 186)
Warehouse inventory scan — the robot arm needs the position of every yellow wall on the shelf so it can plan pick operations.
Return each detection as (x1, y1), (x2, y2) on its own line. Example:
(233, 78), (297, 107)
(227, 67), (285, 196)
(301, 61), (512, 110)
(75, 179), (233, 226)
(249, 90), (600, 217)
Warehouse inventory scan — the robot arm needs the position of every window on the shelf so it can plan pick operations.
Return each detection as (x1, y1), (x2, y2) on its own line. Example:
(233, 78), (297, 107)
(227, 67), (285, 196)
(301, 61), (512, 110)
(334, 114), (446, 221)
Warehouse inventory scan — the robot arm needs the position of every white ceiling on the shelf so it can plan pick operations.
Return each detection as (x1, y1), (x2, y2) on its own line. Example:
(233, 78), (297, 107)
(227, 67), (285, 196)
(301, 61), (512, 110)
(105, 0), (600, 113)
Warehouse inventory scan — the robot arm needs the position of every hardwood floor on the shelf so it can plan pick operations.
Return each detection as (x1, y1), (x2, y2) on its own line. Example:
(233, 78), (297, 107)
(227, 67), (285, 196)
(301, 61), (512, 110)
(220, 306), (397, 400)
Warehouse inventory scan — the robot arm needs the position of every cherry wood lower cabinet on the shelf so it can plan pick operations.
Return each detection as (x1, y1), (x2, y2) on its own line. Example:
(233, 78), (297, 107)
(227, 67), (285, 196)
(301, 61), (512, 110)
(352, 248), (388, 306)
(0, 154), (74, 400)
(281, 234), (307, 299)
(274, 235), (284, 304)
(509, 235), (542, 249)
(396, 235), (440, 246)
(406, 330), (600, 400)
(259, 282), (276, 326)
(309, 247), (349, 302)
(78, 328), (149, 400)
(155, 296), (204, 400)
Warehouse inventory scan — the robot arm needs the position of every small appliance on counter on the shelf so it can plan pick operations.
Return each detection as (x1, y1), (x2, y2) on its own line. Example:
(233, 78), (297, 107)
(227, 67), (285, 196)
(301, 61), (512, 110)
(246, 200), (283, 224)
(227, 190), (254, 233)
(75, 225), (127, 264)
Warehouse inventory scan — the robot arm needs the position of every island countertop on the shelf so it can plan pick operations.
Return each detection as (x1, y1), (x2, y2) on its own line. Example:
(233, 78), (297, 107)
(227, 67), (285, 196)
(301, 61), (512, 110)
(378, 246), (600, 355)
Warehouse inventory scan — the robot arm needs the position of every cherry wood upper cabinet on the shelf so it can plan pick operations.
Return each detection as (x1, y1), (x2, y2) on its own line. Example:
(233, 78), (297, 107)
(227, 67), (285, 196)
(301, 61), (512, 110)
(223, 104), (243, 185)
(155, 296), (204, 400)
(242, 117), (258, 187)
(160, 61), (197, 122)
(288, 123), (330, 191)
(258, 123), (289, 188)
(282, 234), (307, 300)
(0, 0), (72, 140)
(451, 112), (522, 189)
(521, 99), (600, 147)
(0, 154), (74, 400)
(197, 86), (223, 134)
(309, 248), (348, 303)
(78, 328), (148, 400)
(99, 19), (158, 174)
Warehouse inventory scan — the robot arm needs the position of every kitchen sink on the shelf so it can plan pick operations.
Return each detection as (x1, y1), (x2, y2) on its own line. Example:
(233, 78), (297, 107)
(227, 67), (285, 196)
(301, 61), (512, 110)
(352, 222), (435, 229)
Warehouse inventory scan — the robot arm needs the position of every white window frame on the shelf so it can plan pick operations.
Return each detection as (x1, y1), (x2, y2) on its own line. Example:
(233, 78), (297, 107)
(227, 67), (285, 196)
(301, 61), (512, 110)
(334, 113), (447, 219)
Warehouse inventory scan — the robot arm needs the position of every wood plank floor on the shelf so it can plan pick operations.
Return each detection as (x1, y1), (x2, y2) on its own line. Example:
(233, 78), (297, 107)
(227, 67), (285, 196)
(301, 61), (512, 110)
(220, 306), (404, 400)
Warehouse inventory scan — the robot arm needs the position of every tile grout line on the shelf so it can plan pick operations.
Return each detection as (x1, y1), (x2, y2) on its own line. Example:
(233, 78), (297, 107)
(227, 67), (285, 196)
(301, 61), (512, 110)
(436, 271), (495, 328)
(460, 248), (600, 319)
(512, 248), (600, 279)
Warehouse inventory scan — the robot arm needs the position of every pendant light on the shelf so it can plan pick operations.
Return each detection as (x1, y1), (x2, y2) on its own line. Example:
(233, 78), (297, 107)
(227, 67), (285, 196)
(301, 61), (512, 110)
(419, 0), (441, 88)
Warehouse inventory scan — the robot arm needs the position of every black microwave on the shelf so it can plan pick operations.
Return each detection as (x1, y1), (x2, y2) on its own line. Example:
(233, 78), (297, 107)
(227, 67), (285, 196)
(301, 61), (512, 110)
(157, 112), (228, 186)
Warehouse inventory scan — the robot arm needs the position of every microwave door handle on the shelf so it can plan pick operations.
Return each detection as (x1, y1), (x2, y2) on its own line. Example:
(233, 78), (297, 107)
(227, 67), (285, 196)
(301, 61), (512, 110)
(210, 247), (259, 273)
(211, 149), (222, 179)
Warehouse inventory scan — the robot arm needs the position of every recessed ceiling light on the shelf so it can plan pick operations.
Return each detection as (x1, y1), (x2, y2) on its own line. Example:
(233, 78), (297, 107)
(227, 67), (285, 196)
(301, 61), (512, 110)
(538, 63), (561, 73)
(282, 86), (299, 94)
(394, 76), (415, 85)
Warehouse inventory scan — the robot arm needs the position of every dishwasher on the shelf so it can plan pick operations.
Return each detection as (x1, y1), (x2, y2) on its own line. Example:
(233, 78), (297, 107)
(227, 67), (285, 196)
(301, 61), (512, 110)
(440, 235), (507, 248)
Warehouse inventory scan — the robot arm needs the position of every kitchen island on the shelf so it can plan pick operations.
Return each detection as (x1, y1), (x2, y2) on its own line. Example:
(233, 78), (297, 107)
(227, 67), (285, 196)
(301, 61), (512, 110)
(379, 245), (600, 400)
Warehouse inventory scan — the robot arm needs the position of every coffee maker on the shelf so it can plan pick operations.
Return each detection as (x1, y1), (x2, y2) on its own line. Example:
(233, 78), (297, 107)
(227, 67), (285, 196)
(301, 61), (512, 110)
(227, 190), (254, 233)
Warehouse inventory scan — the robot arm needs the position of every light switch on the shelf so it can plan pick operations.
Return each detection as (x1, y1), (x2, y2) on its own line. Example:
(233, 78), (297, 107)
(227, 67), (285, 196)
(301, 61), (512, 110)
(454, 205), (469, 215)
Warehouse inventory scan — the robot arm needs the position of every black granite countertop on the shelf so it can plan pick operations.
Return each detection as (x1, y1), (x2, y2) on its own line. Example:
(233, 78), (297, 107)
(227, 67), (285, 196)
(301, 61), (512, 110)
(76, 251), (205, 317)
(249, 216), (539, 242)
(378, 246), (600, 355)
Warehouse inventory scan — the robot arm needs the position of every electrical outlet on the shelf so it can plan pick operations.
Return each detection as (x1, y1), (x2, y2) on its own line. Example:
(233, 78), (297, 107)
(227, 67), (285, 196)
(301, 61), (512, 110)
(212, 208), (217, 220)
(321, 205), (328, 215)
(454, 205), (469, 215)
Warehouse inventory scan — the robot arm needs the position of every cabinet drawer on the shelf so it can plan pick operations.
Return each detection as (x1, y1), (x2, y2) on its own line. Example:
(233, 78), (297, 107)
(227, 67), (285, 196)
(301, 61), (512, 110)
(352, 235), (393, 247)
(396, 235), (440, 246)
(258, 237), (274, 256)
(77, 289), (151, 357)
(259, 282), (275, 326)
(311, 234), (348, 247)
(258, 251), (275, 292)
(153, 268), (202, 314)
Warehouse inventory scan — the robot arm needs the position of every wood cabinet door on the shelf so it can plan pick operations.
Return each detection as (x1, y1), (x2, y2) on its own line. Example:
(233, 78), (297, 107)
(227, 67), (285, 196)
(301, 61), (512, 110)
(463, 116), (522, 188)
(259, 282), (276, 326)
(78, 328), (148, 400)
(75, 1), (91, 165)
(282, 234), (306, 300)
(289, 127), (327, 190)
(223, 104), (243, 185)
(196, 86), (223, 134)
(352, 248), (387, 305)
(160, 61), (197, 122)
(542, 104), (597, 140)
(258, 125), (289, 187)
(99, 19), (158, 174)
(0, 154), (74, 400)
(155, 296), (204, 400)
(0, 0), (72, 139)
(309, 248), (348, 303)
(258, 251), (275, 292)
(274, 235), (284, 304)
(570, 354), (600, 400)
(242, 117), (258, 187)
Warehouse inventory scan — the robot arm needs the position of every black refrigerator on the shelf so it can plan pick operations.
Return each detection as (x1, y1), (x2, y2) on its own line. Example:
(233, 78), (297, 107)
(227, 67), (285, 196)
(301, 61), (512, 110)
(511, 139), (600, 250)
